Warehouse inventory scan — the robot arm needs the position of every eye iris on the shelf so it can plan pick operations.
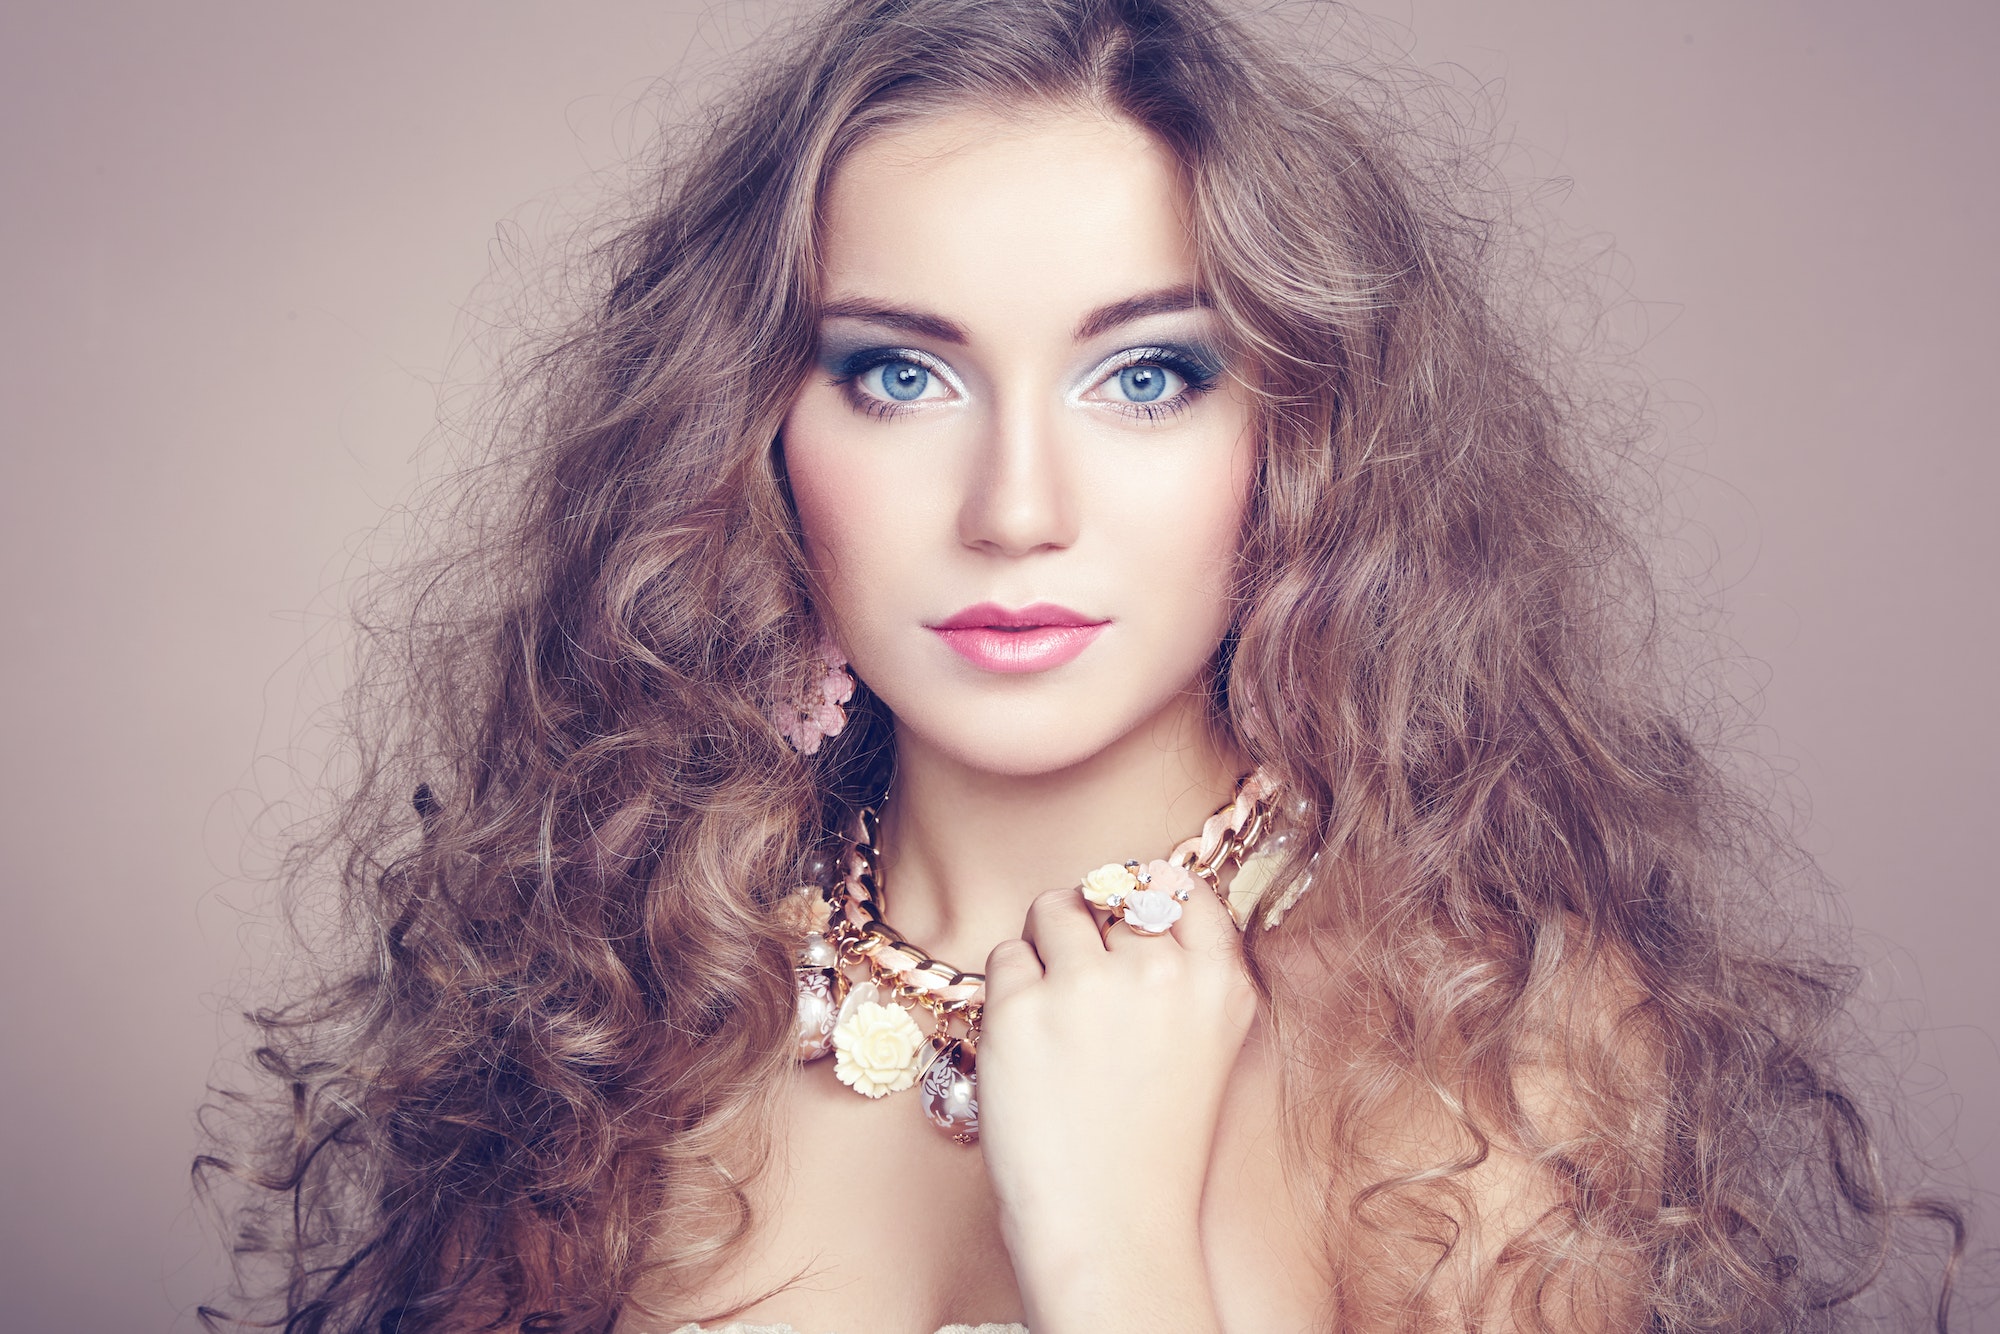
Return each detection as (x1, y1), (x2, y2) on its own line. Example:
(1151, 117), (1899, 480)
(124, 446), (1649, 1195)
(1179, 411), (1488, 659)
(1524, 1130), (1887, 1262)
(881, 361), (929, 401)
(1119, 364), (1166, 402)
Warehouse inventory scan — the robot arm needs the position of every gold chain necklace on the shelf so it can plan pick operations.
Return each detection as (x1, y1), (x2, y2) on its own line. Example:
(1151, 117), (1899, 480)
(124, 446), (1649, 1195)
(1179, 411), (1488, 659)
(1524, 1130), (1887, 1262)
(779, 768), (1291, 1144)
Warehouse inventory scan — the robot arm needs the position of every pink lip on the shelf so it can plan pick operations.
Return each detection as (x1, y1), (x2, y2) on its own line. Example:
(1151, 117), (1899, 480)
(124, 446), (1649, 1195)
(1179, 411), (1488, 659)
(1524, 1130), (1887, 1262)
(927, 602), (1110, 674)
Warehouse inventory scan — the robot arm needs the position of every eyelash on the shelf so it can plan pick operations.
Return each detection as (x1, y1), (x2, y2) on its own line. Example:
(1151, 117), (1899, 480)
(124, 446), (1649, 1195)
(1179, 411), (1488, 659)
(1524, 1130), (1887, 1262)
(1096, 347), (1222, 422)
(830, 348), (955, 420)
(828, 345), (1222, 421)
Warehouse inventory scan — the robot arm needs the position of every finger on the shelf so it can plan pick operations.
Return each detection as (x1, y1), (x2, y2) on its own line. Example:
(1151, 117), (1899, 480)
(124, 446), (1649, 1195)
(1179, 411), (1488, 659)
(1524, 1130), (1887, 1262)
(1019, 884), (1107, 971)
(1102, 914), (1183, 954)
(1167, 872), (1243, 963)
(982, 936), (1045, 1003)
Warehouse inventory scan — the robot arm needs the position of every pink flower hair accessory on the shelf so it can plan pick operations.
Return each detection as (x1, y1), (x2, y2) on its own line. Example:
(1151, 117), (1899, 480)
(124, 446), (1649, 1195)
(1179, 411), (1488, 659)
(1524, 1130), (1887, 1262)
(772, 635), (855, 755)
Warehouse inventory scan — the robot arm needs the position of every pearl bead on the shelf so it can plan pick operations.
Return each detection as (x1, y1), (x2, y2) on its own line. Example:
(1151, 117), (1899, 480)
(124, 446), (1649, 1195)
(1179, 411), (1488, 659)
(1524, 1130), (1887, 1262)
(798, 931), (837, 968)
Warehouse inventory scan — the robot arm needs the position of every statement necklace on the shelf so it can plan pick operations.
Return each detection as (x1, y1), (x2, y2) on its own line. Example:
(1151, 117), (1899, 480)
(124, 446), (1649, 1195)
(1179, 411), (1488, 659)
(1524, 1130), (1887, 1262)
(778, 768), (1294, 1144)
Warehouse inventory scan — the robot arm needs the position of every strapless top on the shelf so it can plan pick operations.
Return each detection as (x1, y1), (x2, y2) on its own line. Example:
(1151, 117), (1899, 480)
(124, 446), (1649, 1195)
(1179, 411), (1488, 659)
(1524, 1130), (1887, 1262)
(666, 1324), (1025, 1334)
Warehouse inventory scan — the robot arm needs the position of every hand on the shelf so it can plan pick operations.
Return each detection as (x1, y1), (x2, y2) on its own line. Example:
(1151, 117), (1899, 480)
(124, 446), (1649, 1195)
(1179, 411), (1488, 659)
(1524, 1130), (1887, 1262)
(977, 878), (1258, 1333)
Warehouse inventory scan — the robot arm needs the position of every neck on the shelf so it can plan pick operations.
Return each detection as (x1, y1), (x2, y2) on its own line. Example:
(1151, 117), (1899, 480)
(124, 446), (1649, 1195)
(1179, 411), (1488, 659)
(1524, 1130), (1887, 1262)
(871, 694), (1247, 969)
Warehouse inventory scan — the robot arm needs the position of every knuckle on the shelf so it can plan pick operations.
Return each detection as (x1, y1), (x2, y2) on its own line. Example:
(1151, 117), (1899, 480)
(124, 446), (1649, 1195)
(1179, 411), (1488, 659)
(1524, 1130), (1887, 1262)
(982, 940), (1040, 1000)
(1029, 885), (1078, 917)
(989, 937), (1033, 963)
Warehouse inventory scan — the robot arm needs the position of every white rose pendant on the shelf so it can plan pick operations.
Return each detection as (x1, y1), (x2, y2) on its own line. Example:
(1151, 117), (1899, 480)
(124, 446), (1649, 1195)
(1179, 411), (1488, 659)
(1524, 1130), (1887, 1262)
(831, 994), (927, 1098)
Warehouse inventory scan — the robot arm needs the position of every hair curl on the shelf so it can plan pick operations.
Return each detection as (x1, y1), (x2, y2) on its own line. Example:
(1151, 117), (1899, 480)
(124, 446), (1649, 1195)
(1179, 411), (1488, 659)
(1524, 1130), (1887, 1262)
(196, 1), (1965, 1330)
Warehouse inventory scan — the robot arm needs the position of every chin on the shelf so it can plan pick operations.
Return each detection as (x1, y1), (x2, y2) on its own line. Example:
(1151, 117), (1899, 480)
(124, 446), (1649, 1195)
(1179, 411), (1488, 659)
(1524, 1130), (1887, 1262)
(883, 685), (1181, 779)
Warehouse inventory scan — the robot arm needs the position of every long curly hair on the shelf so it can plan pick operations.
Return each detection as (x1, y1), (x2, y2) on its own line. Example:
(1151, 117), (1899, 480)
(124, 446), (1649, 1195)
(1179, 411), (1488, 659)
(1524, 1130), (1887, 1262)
(196, 1), (1966, 1329)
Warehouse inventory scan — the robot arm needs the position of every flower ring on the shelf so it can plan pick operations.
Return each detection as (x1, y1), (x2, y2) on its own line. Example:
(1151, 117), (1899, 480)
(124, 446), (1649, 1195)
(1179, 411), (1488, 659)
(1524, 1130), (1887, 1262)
(1118, 886), (1184, 935)
(1081, 861), (1139, 910)
(1083, 857), (1198, 936)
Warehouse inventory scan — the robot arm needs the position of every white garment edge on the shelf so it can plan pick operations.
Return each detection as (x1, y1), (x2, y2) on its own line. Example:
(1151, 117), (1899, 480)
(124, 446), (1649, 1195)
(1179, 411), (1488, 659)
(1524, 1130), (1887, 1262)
(664, 1323), (1027, 1334)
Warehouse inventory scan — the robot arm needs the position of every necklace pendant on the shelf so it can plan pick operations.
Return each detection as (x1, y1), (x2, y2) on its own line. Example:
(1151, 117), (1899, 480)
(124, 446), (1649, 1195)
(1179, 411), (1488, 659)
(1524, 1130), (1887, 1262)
(793, 967), (839, 1061)
(920, 1038), (979, 1144)
(832, 990), (928, 1097)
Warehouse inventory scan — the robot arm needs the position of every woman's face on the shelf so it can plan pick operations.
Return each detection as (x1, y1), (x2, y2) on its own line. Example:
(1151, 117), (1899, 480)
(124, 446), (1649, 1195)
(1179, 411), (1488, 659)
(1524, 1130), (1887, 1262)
(782, 106), (1256, 777)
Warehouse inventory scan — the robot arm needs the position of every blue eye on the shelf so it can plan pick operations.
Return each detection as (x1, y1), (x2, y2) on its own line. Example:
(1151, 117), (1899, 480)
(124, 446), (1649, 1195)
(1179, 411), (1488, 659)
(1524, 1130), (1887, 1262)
(873, 359), (930, 401)
(1087, 345), (1222, 418)
(1116, 364), (1172, 402)
(826, 346), (955, 415)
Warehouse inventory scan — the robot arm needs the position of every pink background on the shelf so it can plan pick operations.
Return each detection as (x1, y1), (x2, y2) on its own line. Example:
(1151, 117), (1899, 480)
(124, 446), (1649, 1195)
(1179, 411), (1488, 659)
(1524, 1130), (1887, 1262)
(1, 2), (1992, 1328)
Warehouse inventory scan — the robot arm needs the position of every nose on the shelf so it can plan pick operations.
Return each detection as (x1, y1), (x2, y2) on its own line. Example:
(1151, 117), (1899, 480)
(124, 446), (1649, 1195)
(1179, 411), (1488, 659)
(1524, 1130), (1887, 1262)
(955, 393), (1079, 557)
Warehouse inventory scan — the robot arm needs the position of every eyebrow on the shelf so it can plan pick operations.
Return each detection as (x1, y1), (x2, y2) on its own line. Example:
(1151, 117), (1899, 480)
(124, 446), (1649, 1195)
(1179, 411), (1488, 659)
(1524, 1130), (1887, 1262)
(1073, 286), (1210, 341)
(818, 285), (1211, 346)
(818, 298), (967, 344)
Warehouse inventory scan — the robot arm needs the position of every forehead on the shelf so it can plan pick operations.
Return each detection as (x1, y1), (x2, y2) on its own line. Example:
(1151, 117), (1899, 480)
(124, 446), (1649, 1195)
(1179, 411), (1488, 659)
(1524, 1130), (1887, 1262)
(817, 106), (1196, 325)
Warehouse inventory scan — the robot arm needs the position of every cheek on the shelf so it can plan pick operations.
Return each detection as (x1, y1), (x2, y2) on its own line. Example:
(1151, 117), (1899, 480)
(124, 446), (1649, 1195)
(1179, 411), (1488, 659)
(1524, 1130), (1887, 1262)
(1198, 397), (1259, 583)
(1118, 416), (1256, 631)
(779, 419), (849, 579)
(779, 397), (936, 637)
(1186, 434), (1256, 585)
(1161, 417), (1257, 688)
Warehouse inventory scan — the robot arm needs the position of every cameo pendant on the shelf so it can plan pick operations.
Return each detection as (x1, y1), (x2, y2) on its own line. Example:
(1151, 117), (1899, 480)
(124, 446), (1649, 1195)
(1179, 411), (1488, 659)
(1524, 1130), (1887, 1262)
(919, 1037), (979, 1144)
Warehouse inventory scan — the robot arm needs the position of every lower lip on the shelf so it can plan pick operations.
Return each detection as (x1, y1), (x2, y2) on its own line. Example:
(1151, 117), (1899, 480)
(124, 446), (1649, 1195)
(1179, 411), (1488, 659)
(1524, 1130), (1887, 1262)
(930, 623), (1107, 673)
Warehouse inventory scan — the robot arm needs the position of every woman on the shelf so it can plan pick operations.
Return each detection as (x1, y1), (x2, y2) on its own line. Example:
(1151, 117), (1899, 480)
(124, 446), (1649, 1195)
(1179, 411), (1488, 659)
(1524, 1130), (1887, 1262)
(199, 1), (1963, 1330)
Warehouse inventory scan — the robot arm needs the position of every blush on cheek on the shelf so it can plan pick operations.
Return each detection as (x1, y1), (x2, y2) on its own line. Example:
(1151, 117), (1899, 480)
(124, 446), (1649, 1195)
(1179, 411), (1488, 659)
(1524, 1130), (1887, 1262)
(1178, 442), (1256, 591)
(780, 413), (865, 582)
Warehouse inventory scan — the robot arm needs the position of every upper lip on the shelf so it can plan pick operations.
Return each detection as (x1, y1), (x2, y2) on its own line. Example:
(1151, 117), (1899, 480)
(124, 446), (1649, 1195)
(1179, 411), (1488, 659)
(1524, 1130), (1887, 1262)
(928, 601), (1108, 631)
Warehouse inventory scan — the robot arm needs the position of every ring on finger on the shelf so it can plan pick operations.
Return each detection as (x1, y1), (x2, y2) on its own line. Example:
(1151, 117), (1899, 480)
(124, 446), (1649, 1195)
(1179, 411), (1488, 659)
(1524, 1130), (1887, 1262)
(1082, 858), (1196, 938)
